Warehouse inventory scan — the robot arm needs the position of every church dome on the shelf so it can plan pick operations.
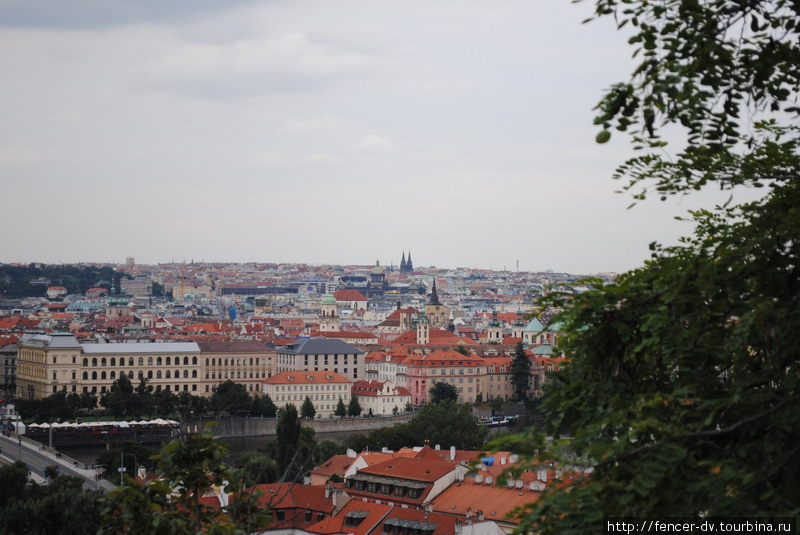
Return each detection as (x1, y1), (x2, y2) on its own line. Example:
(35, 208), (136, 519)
(321, 294), (337, 305)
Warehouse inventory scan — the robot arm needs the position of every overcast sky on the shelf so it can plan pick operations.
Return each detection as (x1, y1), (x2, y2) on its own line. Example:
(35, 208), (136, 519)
(0, 0), (762, 274)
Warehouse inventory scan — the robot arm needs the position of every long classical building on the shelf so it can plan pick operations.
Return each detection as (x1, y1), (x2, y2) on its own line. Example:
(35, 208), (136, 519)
(262, 370), (352, 418)
(16, 333), (275, 400)
(276, 338), (365, 381)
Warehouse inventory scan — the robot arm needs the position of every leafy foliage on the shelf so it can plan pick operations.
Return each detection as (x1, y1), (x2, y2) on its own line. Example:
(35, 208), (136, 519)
(496, 0), (800, 530)
(210, 380), (252, 415)
(0, 263), (118, 297)
(429, 381), (458, 404)
(251, 394), (278, 417)
(510, 342), (532, 401)
(0, 467), (103, 535)
(100, 424), (270, 535)
(300, 396), (316, 419)
(347, 397), (362, 417)
(334, 397), (347, 418)
(343, 400), (487, 451)
(587, 0), (800, 199)
(96, 441), (159, 482)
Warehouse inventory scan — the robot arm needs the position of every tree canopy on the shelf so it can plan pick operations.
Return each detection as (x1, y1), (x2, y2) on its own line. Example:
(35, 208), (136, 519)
(510, 342), (532, 401)
(429, 381), (458, 404)
(496, 0), (800, 532)
(300, 396), (316, 419)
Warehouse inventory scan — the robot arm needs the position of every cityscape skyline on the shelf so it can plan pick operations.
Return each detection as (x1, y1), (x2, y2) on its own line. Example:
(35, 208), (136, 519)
(0, 0), (765, 273)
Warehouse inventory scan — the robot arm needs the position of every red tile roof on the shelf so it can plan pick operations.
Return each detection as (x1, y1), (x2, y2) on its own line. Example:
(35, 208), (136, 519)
(263, 371), (351, 385)
(333, 290), (368, 302)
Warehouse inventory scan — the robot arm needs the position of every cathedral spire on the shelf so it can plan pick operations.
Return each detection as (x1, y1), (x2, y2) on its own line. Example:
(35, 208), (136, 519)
(400, 251), (406, 271)
(406, 251), (413, 272)
(428, 278), (441, 306)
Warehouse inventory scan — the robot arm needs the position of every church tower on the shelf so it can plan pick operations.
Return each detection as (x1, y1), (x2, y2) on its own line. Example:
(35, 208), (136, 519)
(319, 294), (340, 332)
(512, 308), (525, 338)
(400, 251), (407, 272)
(486, 310), (503, 344)
(406, 251), (413, 272)
(425, 278), (447, 329)
(416, 312), (430, 345)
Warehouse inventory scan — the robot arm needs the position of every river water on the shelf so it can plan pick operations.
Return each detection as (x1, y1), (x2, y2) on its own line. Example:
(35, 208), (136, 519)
(59, 415), (535, 466)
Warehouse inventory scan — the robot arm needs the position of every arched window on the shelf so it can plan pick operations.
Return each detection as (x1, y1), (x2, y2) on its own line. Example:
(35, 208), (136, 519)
(82, 358), (87, 366)
(183, 356), (189, 366)
(92, 358), (97, 367)
(192, 356), (197, 365)
(138, 357), (144, 367)
(128, 371), (133, 379)
(91, 371), (97, 380)
(101, 371), (106, 380)
(147, 370), (153, 379)
(82, 371), (88, 380)
(175, 369), (179, 378)
(110, 357), (115, 366)
(192, 370), (197, 378)
(138, 370), (143, 379)
(205, 358), (209, 366)
(148, 357), (153, 366)
(157, 357), (162, 366)
(250, 358), (254, 366)
(212, 358), (216, 367)
(128, 357), (134, 366)
(183, 370), (188, 378)
(111, 371), (116, 380)
(166, 357), (171, 366)
(157, 370), (162, 379)
(165, 370), (171, 379)
(101, 358), (107, 366)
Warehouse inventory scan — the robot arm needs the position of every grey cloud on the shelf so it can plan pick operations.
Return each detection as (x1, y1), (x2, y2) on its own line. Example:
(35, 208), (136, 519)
(0, 0), (261, 29)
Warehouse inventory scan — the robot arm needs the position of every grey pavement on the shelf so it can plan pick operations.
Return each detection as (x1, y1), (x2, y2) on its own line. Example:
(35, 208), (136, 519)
(0, 432), (115, 493)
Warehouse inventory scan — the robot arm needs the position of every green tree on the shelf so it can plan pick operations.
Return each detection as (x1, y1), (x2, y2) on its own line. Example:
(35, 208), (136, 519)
(300, 396), (316, 419)
(0, 461), (29, 508)
(404, 399), (487, 450)
(151, 281), (164, 297)
(96, 441), (159, 481)
(153, 388), (177, 417)
(99, 424), (270, 535)
(496, 0), (800, 531)
(103, 373), (134, 418)
(347, 397), (362, 417)
(0, 471), (103, 535)
(275, 404), (301, 473)
(334, 397), (347, 418)
(79, 390), (98, 410)
(233, 452), (280, 486)
(454, 345), (470, 356)
(210, 380), (251, 415)
(251, 393), (278, 417)
(429, 381), (458, 404)
(510, 342), (531, 401)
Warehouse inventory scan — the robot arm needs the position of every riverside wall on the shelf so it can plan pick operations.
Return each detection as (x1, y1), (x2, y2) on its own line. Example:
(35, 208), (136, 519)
(181, 413), (414, 438)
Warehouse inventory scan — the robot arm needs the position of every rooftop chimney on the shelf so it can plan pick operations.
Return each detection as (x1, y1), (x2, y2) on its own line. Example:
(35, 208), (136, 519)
(450, 446), (456, 461)
(435, 444), (440, 450)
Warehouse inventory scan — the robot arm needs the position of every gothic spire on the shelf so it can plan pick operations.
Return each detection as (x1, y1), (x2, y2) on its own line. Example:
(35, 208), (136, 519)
(428, 278), (441, 306)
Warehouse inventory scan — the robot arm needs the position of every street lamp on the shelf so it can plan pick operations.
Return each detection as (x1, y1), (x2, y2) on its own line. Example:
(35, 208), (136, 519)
(119, 452), (139, 485)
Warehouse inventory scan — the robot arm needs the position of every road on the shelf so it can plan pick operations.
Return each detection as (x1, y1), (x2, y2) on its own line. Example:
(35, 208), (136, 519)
(0, 432), (115, 493)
